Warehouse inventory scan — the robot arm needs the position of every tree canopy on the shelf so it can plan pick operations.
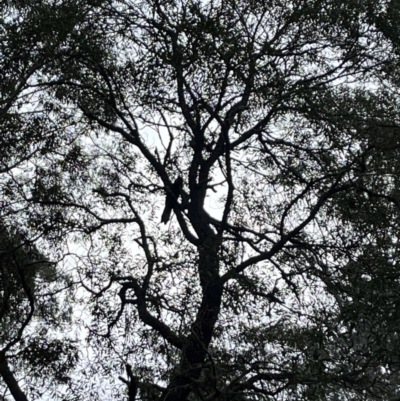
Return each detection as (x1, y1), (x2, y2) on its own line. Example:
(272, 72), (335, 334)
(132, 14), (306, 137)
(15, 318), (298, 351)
(2, 0), (400, 400)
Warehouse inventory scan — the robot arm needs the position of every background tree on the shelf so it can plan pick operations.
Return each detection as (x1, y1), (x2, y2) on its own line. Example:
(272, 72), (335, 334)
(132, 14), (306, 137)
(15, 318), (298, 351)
(0, 6), (80, 400)
(2, 0), (400, 400)
(0, 225), (78, 401)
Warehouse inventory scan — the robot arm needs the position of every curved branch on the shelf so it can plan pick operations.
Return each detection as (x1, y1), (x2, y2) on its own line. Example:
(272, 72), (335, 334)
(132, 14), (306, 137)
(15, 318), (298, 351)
(0, 352), (29, 401)
(117, 278), (183, 350)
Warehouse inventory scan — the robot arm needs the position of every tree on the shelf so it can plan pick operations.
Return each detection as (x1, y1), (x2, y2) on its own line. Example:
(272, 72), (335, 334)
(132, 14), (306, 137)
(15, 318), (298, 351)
(2, 0), (400, 400)
(0, 7), (79, 399)
(0, 225), (78, 401)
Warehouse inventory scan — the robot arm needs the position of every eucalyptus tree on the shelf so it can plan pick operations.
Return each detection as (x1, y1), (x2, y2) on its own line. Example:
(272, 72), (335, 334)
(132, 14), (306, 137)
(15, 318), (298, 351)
(0, 6), (80, 400)
(3, 0), (400, 400)
(0, 225), (78, 401)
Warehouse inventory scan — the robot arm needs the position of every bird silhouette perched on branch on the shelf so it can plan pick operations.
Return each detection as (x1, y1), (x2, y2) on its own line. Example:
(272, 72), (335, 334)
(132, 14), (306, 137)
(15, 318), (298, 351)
(161, 176), (183, 224)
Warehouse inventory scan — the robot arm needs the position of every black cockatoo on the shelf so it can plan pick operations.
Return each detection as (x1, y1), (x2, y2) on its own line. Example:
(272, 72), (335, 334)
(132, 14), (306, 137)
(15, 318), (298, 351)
(161, 176), (183, 224)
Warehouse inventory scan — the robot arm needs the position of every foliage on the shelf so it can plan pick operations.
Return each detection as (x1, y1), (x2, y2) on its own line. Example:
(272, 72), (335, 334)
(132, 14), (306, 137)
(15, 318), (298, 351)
(2, 0), (400, 400)
(0, 224), (78, 401)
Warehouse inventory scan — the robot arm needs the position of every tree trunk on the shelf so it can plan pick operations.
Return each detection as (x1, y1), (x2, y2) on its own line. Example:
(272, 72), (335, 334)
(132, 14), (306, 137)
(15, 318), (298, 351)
(162, 235), (223, 401)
